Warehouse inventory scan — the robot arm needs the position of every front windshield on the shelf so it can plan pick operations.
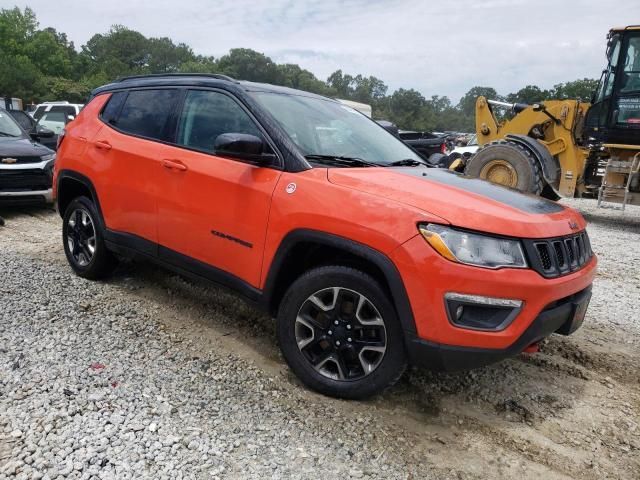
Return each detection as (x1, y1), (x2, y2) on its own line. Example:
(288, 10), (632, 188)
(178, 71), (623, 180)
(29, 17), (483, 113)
(0, 110), (24, 138)
(251, 92), (423, 165)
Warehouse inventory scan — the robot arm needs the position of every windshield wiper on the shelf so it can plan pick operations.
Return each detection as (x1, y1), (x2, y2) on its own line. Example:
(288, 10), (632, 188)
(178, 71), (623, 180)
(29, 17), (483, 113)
(0, 131), (19, 137)
(304, 154), (383, 168)
(388, 158), (428, 167)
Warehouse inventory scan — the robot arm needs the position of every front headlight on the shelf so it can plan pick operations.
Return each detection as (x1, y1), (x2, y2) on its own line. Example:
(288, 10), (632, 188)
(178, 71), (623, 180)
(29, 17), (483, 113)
(419, 224), (527, 269)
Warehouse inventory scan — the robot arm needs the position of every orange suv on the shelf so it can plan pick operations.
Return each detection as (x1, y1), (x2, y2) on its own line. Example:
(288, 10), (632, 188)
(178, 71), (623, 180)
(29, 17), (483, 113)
(54, 74), (596, 399)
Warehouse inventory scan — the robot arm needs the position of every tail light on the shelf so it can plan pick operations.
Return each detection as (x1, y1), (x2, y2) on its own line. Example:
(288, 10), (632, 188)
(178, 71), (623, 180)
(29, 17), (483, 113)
(440, 142), (447, 154)
(57, 129), (66, 150)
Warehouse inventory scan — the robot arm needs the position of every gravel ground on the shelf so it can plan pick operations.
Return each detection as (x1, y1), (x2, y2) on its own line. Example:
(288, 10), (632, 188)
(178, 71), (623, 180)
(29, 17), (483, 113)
(0, 199), (639, 480)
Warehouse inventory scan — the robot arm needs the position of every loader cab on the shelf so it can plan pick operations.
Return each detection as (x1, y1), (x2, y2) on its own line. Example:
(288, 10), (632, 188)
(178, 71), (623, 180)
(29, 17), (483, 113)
(585, 28), (640, 145)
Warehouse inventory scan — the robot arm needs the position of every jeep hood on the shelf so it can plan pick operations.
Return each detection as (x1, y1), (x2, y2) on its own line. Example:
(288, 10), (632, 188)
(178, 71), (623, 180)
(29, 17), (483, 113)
(327, 167), (586, 239)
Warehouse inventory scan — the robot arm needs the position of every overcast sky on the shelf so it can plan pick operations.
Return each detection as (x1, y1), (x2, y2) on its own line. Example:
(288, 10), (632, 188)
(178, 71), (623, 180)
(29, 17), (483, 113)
(12, 0), (640, 102)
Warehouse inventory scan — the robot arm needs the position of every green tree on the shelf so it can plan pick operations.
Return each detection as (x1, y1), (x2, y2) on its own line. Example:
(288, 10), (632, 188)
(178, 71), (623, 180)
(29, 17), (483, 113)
(505, 85), (550, 104)
(0, 7), (41, 98)
(551, 78), (599, 101)
(217, 48), (279, 83)
(327, 70), (354, 98)
(81, 25), (149, 78)
(458, 86), (500, 117)
(147, 37), (195, 73)
(383, 88), (427, 130)
(178, 55), (218, 73)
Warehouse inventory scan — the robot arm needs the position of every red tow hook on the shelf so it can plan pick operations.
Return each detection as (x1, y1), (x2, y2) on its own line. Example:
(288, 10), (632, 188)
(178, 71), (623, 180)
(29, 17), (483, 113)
(523, 343), (539, 354)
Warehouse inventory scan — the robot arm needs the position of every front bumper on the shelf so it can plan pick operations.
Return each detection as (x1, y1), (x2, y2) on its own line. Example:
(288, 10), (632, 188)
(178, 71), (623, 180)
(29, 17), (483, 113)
(0, 159), (54, 205)
(391, 233), (597, 355)
(0, 188), (53, 205)
(405, 286), (592, 371)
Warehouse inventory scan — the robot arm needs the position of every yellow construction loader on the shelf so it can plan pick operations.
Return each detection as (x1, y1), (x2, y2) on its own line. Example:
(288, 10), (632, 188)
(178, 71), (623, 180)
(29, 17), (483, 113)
(461, 26), (640, 210)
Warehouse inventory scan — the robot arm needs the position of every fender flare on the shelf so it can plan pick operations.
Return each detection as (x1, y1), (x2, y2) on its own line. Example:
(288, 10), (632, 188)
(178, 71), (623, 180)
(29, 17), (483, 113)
(262, 229), (417, 335)
(505, 134), (561, 192)
(56, 170), (105, 225)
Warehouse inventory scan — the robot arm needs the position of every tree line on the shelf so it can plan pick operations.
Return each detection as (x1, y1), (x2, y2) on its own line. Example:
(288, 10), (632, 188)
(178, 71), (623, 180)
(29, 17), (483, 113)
(1, 6), (599, 132)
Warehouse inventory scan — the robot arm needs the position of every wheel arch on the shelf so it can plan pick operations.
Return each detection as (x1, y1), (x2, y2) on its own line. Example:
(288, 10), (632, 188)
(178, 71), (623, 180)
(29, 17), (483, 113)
(57, 170), (104, 226)
(262, 229), (417, 336)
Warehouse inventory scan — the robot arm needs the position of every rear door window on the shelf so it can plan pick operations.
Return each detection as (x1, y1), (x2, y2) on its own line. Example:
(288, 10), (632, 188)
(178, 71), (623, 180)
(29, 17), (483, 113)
(115, 89), (178, 142)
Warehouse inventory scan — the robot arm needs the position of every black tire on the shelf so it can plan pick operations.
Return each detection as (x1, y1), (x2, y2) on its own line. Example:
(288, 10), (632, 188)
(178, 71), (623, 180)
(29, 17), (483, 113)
(465, 140), (544, 194)
(426, 153), (450, 168)
(276, 266), (407, 399)
(62, 196), (116, 280)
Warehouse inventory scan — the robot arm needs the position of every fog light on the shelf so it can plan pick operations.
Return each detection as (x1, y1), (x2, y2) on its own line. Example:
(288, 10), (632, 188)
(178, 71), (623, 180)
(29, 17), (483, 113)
(444, 292), (523, 331)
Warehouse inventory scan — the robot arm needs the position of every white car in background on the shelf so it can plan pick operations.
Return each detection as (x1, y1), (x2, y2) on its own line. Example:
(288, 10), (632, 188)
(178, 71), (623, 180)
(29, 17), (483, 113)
(448, 134), (479, 161)
(31, 102), (84, 135)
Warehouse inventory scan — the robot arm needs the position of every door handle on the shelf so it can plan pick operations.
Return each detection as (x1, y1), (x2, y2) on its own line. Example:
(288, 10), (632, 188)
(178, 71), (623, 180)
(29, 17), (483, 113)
(94, 140), (112, 150)
(162, 159), (188, 172)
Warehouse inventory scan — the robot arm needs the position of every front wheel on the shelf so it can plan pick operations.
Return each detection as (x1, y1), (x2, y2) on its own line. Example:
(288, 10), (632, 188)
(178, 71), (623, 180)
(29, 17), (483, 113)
(62, 196), (116, 280)
(277, 266), (407, 399)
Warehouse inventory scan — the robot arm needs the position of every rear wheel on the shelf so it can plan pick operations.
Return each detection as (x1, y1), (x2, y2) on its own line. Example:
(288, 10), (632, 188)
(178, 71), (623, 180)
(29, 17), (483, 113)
(276, 266), (407, 399)
(62, 196), (116, 280)
(465, 140), (544, 194)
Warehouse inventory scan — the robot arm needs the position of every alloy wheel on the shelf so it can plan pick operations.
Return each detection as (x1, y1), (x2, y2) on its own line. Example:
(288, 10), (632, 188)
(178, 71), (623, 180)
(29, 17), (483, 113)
(295, 287), (387, 381)
(66, 208), (97, 267)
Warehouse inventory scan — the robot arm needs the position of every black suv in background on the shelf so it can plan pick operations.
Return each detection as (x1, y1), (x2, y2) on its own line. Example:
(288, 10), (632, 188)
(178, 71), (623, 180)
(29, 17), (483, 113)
(0, 108), (56, 205)
(8, 110), (59, 151)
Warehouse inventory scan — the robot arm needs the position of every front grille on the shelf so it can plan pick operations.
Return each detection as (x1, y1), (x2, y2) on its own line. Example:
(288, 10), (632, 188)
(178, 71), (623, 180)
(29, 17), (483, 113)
(536, 244), (552, 270)
(523, 231), (593, 278)
(0, 155), (43, 164)
(0, 169), (51, 191)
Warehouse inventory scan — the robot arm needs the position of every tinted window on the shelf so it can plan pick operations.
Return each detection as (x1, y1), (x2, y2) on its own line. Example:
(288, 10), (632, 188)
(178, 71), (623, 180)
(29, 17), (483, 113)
(176, 90), (262, 153)
(101, 92), (127, 125)
(116, 89), (177, 141)
(9, 111), (34, 131)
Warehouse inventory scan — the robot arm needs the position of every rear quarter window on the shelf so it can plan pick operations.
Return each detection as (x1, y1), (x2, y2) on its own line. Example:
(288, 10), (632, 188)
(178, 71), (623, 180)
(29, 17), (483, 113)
(100, 92), (127, 126)
(112, 89), (178, 142)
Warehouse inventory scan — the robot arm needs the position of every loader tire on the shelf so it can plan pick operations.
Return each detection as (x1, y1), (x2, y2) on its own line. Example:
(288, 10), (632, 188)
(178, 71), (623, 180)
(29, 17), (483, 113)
(465, 140), (544, 195)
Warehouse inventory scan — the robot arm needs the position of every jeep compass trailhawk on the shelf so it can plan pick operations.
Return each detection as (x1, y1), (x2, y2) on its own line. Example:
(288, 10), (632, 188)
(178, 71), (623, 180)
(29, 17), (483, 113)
(54, 74), (596, 399)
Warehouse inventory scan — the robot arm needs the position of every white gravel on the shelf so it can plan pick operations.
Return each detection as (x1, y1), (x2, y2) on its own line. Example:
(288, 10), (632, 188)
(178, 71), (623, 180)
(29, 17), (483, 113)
(1, 199), (639, 480)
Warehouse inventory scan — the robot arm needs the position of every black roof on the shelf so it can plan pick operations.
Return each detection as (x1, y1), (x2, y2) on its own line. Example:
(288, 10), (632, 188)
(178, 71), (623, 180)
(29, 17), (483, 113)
(91, 73), (333, 101)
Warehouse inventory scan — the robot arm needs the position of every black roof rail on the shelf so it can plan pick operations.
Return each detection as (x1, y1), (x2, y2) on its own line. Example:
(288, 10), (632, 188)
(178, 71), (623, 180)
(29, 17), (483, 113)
(116, 73), (237, 83)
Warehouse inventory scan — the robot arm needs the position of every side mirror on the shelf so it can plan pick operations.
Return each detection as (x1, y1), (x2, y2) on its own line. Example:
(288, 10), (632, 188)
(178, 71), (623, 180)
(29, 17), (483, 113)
(214, 133), (275, 164)
(32, 127), (55, 139)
